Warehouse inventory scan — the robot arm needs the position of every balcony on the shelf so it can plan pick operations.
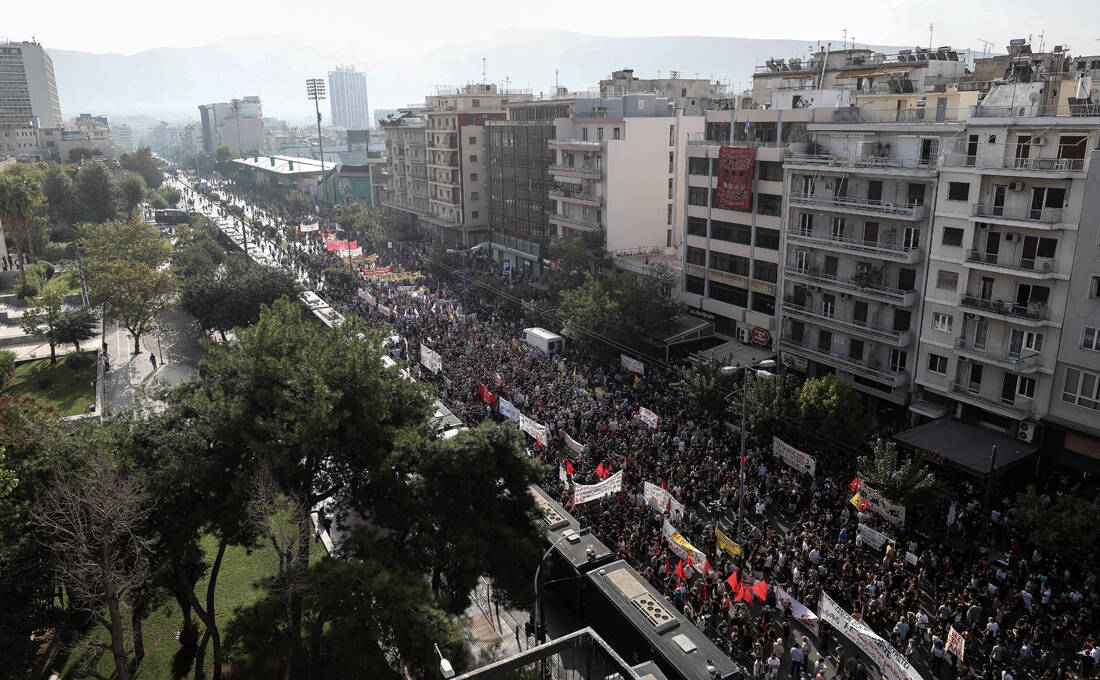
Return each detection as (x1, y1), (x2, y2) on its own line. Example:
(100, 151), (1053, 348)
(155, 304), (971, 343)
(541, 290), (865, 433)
(959, 295), (1048, 324)
(963, 250), (1057, 278)
(786, 231), (921, 264)
(429, 176), (460, 188)
(789, 193), (928, 220)
(954, 337), (1040, 373)
(781, 301), (912, 346)
(549, 139), (605, 150)
(549, 164), (602, 179)
(779, 337), (909, 387)
(783, 268), (918, 306)
(948, 382), (1033, 420)
(785, 153), (936, 173)
(943, 153), (1086, 174)
(973, 103), (1100, 118)
(549, 186), (602, 207)
(970, 203), (1072, 229)
(549, 213), (602, 232)
(427, 143), (458, 151)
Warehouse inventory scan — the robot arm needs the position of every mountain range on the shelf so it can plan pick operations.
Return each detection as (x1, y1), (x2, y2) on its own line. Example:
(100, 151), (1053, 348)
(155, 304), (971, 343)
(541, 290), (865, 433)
(48, 30), (905, 125)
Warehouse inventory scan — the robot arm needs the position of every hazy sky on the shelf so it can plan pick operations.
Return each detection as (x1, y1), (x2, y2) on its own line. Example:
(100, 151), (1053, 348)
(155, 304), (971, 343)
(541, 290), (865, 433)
(7, 0), (1099, 56)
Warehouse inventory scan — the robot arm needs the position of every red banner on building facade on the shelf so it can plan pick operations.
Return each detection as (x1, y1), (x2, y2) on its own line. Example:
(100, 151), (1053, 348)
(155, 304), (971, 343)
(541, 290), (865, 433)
(716, 146), (756, 211)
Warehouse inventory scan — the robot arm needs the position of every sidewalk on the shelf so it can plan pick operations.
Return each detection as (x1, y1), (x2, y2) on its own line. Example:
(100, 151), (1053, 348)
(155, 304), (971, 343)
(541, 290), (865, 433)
(101, 309), (204, 415)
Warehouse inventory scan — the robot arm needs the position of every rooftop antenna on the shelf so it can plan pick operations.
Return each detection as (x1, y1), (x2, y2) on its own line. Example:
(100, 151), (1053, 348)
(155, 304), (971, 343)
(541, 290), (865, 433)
(1037, 30), (1045, 52)
(977, 38), (994, 60)
(929, 23), (934, 51)
(842, 28), (848, 50)
(555, 68), (559, 91)
(482, 57), (487, 84)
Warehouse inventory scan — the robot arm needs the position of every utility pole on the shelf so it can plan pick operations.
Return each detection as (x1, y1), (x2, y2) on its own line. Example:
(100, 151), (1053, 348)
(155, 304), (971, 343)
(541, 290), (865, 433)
(306, 77), (327, 177)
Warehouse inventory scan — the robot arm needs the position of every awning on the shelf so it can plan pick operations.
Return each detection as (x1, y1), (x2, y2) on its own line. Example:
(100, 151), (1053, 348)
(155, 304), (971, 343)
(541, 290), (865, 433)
(894, 418), (1037, 477)
(838, 64), (918, 79)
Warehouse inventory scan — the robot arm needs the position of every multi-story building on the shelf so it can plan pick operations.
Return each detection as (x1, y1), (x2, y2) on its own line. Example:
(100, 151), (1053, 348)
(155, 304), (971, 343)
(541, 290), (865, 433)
(549, 94), (703, 257)
(328, 65), (370, 129)
(198, 96), (263, 154)
(0, 40), (62, 130)
(379, 108), (430, 234)
(485, 96), (575, 276)
(914, 80), (1100, 441)
(71, 113), (113, 146)
(372, 108), (397, 128)
(600, 69), (729, 115)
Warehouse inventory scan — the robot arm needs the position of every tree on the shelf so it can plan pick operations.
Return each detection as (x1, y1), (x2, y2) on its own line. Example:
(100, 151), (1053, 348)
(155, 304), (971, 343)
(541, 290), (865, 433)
(214, 145), (235, 164)
(34, 443), (157, 680)
(856, 438), (938, 510)
(158, 185), (182, 207)
(613, 263), (682, 343)
(181, 257), (300, 340)
(20, 284), (66, 363)
(797, 374), (872, 445)
(322, 266), (357, 298)
(87, 259), (177, 354)
(1011, 485), (1098, 552)
(119, 147), (164, 189)
(674, 357), (738, 418)
(543, 231), (609, 299)
(557, 274), (620, 354)
(172, 223), (226, 280)
(744, 371), (799, 441)
(68, 147), (98, 163)
(283, 190), (312, 224)
(43, 163), (77, 226)
(76, 160), (117, 222)
(119, 171), (148, 219)
(81, 219), (171, 270)
(0, 173), (46, 282)
(55, 306), (99, 353)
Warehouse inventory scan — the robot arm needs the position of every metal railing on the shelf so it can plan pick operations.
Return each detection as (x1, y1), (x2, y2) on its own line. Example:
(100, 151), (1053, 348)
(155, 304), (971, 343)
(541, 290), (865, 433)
(974, 103), (1100, 117)
(787, 231), (919, 259)
(549, 187), (601, 203)
(549, 138), (604, 147)
(789, 192), (927, 217)
(971, 203), (1064, 224)
(950, 382), (1033, 418)
(943, 153), (1086, 172)
(549, 212), (602, 230)
(818, 106), (969, 124)
(781, 301), (909, 342)
(783, 268), (915, 303)
(548, 163), (602, 176)
(955, 337), (1040, 371)
(965, 250), (1054, 274)
(780, 337), (907, 385)
(786, 153), (936, 170)
(959, 295), (1048, 321)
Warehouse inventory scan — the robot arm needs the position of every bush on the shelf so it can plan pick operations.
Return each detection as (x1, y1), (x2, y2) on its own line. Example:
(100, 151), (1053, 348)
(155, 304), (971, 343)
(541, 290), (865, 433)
(40, 241), (76, 263)
(0, 350), (14, 389)
(64, 352), (95, 369)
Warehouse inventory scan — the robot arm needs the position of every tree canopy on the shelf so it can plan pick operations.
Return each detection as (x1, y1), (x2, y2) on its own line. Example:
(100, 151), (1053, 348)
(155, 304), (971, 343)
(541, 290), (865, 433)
(856, 437), (938, 509)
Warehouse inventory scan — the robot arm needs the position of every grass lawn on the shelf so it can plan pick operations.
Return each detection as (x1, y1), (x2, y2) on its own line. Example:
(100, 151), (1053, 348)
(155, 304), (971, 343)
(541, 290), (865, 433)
(58, 531), (328, 679)
(3, 352), (97, 416)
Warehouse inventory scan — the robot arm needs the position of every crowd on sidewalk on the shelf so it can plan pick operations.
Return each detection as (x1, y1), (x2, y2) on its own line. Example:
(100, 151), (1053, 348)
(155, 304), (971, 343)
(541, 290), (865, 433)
(182, 170), (1100, 680)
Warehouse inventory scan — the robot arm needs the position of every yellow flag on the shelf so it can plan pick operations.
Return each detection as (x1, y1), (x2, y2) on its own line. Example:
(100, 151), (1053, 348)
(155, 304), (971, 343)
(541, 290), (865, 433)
(715, 527), (742, 557)
(633, 375), (640, 389)
(849, 491), (862, 508)
(572, 366), (576, 377)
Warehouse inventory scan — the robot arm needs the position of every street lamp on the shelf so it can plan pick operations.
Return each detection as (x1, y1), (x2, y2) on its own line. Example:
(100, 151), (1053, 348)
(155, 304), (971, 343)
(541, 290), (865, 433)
(723, 358), (776, 538)
(305, 78), (327, 178)
(533, 527), (589, 646)
(433, 643), (455, 679)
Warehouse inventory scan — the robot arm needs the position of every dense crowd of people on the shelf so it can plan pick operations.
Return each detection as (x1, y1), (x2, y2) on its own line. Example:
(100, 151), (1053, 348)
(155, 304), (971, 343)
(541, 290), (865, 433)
(181, 169), (1100, 680)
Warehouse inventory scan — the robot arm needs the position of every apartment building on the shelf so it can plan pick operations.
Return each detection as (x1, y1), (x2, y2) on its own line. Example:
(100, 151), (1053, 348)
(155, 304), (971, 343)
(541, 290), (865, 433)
(485, 97), (575, 275)
(379, 108), (430, 233)
(549, 94), (702, 257)
(198, 96), (263, 155)
(913, 82), (1100, 448)
(600, 68), (729, 115)
(0, 40), (62, 130)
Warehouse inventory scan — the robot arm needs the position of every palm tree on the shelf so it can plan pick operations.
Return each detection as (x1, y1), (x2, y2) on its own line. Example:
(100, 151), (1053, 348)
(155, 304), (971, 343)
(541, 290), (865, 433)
(0, 174), (46, 283)
(856, 438), (938, 508)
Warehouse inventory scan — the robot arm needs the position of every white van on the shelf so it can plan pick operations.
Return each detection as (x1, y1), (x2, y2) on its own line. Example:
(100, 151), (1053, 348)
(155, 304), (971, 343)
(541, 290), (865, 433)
(522, 327), (564, 356)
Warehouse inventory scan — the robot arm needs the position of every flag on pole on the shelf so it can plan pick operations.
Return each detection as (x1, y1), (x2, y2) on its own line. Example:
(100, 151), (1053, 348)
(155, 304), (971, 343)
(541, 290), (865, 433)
(565, 460), (575, 476)
(752, 580), (769, 601)
(674, 559), (685, 583)
(726, 570), (740, 591)
(595, 462), (607, 480)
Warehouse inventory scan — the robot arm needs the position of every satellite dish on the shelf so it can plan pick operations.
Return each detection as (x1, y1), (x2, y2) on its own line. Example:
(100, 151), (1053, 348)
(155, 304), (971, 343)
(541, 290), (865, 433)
(1029, 92), (1041, 104)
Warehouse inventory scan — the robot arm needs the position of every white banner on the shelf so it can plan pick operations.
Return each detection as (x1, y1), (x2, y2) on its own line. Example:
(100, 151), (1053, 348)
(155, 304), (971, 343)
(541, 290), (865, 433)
(563, 432), (586, 455)
(638, 407), (659, 429)
(419, 344), (442, 374)
(519, 413), (548, 445)
(775, 585), (820, 636)
(859, 481), (907, 525)
(621, 354), (644, 375)
(299, 223), (320, 232)
(858, 523), (894, 551)
(338, 247), (363, 258)
(946, 626), (965, 660)
(359, 290), (376, 307)
(573, 470), (623, 506)
(498, 398), (520, 423)
(378, 304), (391, 318)
(662, 518), (708, 568)
(643, 482), (685, 520)
(819, 592), (924, 680)
(772, 436), (817, 476)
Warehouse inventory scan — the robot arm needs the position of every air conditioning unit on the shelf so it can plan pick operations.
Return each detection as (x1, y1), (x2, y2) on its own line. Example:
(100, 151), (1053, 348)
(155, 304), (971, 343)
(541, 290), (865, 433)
(965, 312), (976, 318)
(1017, 420), (1039, 443)
(1031, 136), (1046, 146)
(1004, 233), (1019, 243)
(736, 327), (750, 343)
(1008, 181), (1025, 191)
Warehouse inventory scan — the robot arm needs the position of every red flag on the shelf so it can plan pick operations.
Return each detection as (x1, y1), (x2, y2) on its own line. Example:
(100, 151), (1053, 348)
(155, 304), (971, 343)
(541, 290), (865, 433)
(478, 381), (496, 405)
(595, 462), (606, 479)
(674, 559), (685, 582)
(726, 570), (740, 591)
(607, 460), (614, 475)
(565, 460), (575, 476)
(686, 557), (695, 571)
(858, 498), (869, 511)
(660, 480), (666, 490)
(665, 497), (672, 514)
(700, 581), (708, 607)
(740, 583), (754, 604)
(493, 372), (504, 387)
(704, 559), (712, 574)
(849, 477), (861, 493)
(752, 580), (769, 601)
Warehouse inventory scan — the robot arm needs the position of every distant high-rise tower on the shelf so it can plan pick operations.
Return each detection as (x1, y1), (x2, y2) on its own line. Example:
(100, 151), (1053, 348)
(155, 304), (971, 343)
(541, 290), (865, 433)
(328, 65), (369, 129)
(0, 40), (63, 129)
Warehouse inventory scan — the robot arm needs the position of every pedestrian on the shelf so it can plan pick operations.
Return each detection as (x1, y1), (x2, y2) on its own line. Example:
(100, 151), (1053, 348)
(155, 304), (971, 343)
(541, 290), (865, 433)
(102, 353), (110, 372)
(150, 353), (158, 372)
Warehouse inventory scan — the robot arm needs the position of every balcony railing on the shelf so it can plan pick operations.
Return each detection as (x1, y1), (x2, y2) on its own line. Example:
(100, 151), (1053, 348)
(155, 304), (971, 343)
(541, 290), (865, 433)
(549, 164), (602, 176)
(949, 382), (1033, 419)
(550, 213), (602, 230)
(779, 337), (908, 386)
(786, 153), (935, 171)
(954, 337), (1040, 372)
(943, 154), (1086, 172)
(549, 138), (604, 147)
(973, 103), (1100, 117)
(549, 187), (601, 203)
(783, 268), (916, 305)
(781, 301), (911, 344)
(964, 250), (1054, 274)
(787, 231), (919, 261)
(789, 193), (927, 218)
(970, 203), (1065, 224)
(959, 295), (1048, 321)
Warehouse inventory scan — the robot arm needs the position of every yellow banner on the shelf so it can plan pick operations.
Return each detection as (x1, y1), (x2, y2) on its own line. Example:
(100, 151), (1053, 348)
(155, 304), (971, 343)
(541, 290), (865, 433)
(715, 527), (742, 557)
(849, 491), (862, 508)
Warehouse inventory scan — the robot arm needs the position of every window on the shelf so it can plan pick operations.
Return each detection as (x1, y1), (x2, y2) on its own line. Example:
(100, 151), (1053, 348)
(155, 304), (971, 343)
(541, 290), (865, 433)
(1082, 326), (1100, 351)
(798, 213), (813, 235)
(670, 125), (675, 146)
(936, 270), (958, 291)
(927, 354), (948, 375)
(470, 172), (478, 182)
(613, 127), (621, 140)
(686, 275), (705, 295)
(681, 88), (688, 97)
(756, 228), (780, 250)
(942, 227), (964, 246)
(947, 182), (970, 201)
(471, 192), (480, 201)
(667, 204), (673, 225)
(686, 246), (707, 266)
(688, 157), (711, 175)
(687, 216), (707, 236)
(1063, 368), (1100, 410)
(468, 136), (477, 144)
(932, 312), (953, 332)
(471, 99), (480, 108)
(669, 151), (674, 173)
(582, 128), (588, 141)
(688, 187), (709, 206)
(471, 210), (480, 219)
(754, 260), (778, 283)
(469, 154), (478, 162)
(1016, 376), (1036, 399)
(758, 161), (784, 182)
(830, 217), (845, 240)
(668, 177), (674, 199)
(1092, 276), (1100, 298)
(598, 127), (604, 141)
